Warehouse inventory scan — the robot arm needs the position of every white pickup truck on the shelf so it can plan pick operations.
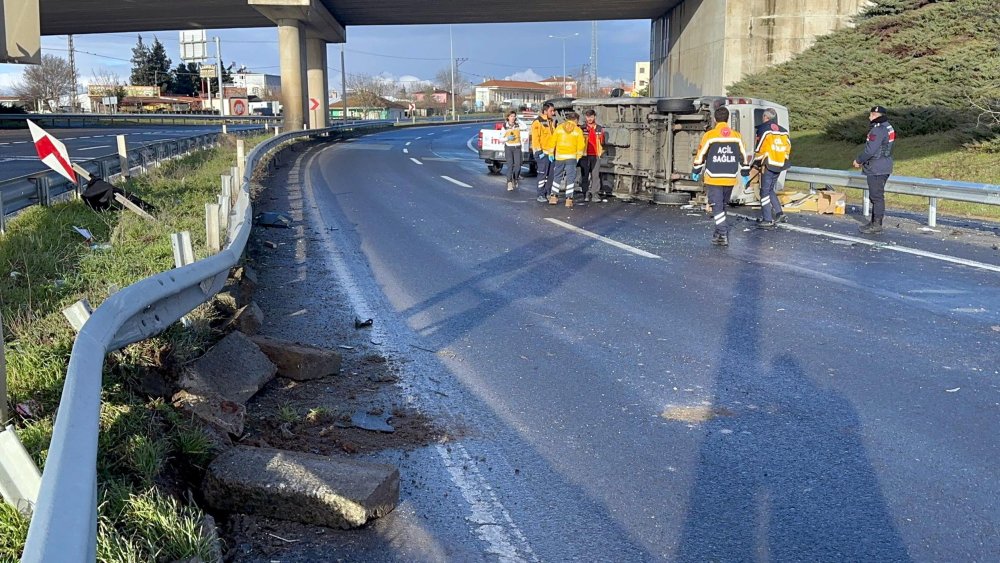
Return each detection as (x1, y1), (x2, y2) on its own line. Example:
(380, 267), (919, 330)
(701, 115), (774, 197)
(477, 114), (537, 176)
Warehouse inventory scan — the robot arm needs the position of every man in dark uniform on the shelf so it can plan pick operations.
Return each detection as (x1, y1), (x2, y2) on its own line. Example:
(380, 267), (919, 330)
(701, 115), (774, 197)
(853, 105), (896, 234)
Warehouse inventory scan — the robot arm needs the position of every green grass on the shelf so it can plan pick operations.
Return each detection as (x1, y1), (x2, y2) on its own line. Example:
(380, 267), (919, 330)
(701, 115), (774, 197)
(789, 129), (1000, 220)
(1, 134), (267, 561)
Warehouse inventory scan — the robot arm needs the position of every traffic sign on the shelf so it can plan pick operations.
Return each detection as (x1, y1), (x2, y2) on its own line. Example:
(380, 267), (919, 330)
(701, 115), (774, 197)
(231, 99), (247, 116)
(309, 98), (320, 111)
(27, 120), (77, 184)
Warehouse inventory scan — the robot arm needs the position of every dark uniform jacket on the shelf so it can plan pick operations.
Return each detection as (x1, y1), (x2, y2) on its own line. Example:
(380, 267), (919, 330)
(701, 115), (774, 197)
(857, 118), (896, 176)
(693, 122), (751, 187)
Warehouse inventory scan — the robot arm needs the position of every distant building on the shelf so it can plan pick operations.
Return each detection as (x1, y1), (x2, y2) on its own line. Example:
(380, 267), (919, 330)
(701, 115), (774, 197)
(230, 72), (281, 99)
(0, 96), (27, 110)
(474, 80), (557, 112)
(539, 76), (578, 98)
(329, 95), (408, 120)
(634, 62), (650, 94)
(413, 88), (453, 105)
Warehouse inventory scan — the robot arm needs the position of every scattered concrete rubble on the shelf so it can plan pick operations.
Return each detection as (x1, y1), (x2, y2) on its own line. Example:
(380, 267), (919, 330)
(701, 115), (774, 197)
(202, 445), (399, 529)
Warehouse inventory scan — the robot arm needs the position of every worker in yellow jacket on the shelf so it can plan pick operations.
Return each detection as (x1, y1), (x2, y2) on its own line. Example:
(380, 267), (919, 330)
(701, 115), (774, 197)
(547, 111), (586, 208)
(752, 108), (792, 228)
(531, 102), (557, 203)
(692, 106), (751, 246)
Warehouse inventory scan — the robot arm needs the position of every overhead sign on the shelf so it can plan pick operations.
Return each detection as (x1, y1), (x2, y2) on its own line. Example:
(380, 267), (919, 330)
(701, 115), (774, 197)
(27, 120), (77, 184)
(179, 30), (208, 63)
(309, 98), (320, 111)
(101, 96), (118, 106)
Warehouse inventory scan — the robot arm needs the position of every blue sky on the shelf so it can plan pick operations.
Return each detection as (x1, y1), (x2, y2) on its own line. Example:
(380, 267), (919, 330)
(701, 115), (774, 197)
(0, 20), (650, 93)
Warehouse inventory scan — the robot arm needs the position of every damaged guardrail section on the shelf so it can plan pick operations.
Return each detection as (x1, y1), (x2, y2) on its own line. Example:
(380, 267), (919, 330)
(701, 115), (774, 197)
(17, 120), (396, 562)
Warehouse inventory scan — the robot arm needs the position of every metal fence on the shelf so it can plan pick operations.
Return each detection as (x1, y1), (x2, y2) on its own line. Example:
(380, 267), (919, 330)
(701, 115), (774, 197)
(17, 119), (402, 562)
(786, 166), (1000, 227)
(0, 113), (279, 129)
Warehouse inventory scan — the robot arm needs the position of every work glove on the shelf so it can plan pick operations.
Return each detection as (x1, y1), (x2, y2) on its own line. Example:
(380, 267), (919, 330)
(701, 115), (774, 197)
(741, 175), (751, 188)
(548, 154), (555, 162)
(690, 173), (701, 182)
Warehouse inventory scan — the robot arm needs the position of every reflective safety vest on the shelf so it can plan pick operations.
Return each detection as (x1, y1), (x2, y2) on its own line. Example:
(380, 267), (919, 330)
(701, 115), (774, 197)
(753, 122), (792, 172)
(692, 122), (750, 186)
(552, 122), (586, 161)
(531, 115), (556, 153)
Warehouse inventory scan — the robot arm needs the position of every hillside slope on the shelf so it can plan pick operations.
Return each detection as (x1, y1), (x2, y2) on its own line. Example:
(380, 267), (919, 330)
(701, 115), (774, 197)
(729, 0), (1000, 145)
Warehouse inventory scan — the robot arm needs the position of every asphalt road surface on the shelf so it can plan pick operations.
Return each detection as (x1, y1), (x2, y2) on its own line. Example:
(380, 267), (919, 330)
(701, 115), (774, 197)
(0, 124), (262, 181)
(253, 124), (1000, 562)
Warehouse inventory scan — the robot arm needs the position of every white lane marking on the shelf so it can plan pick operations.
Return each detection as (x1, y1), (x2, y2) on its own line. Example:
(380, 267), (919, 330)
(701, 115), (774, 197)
(302, 150), (537, 563)
(466, 136), (479, 154)
(545, 218), (661, 259)
(908, 289), (968, 295)
(405, 141), (411, 146)
(427, 132), (435, 136)
(78, 136), (91, 139)
(441, 175), (472, 188)
(771, 220), (1000, 274)
(77, 145), (111, 151)
(409, 157), (423, 165)
(403, 148), (409, 154)
(12, 141), (27, 145)
(415, 136), (422, 140)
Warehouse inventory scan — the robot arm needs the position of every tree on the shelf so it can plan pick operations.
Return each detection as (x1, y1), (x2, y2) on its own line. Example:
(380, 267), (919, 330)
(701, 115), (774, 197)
(130, 35), (172, 92)
(130, 35), (152, 86)
(89, 68), (128, 111)
(12, 54), (77, 112)
(346, 73), (391, 108)
(171, 62), (200, 96)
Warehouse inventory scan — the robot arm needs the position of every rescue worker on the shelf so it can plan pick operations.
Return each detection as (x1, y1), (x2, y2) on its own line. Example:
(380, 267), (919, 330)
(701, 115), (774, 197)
(752, 108), (792, 228)
(531, 102), (558, 203)
(853, 105), (895, 234)
(548, 111), (586, 208)
(580, 109), (607, 202)
(502, 111), (523, 191)
(691, 106), (751, 246)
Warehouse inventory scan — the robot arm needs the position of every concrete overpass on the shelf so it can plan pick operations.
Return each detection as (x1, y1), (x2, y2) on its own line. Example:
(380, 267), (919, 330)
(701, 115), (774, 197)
(4, 0), (865, 131)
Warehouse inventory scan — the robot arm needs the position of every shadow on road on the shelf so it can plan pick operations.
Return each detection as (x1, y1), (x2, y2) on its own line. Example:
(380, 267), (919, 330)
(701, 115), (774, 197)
(673, 236), (911, 562)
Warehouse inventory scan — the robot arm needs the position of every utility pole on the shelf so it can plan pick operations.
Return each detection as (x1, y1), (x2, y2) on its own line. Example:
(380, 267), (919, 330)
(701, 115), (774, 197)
(341, 44), (347, 122)
(67, 35), (78, 112)
(215, 36), (225, 116)
(449, 25), (456, 121)
(590, 21), (598, 97)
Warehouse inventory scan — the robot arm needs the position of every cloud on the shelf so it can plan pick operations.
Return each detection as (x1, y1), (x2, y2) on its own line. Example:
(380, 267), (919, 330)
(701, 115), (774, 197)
(0, 69), (24, 93)
(504, 69), (544, 82)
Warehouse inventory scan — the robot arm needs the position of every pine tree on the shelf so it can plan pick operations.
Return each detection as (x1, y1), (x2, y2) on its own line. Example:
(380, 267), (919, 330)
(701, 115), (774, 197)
(130, 35), (151, 86)
(171, 62), (200, 96)
(148, 37), (173, 93)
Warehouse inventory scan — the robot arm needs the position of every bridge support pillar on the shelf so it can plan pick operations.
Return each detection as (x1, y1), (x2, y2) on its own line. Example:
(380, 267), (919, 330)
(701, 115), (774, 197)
(277, 19), (307, 132)
(306, 37), (329, 129)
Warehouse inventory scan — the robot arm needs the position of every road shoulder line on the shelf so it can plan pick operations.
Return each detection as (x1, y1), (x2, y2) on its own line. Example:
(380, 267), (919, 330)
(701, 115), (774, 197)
(545, 218), (661, 259)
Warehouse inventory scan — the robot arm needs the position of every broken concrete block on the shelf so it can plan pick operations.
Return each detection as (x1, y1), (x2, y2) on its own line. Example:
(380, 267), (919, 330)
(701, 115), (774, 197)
(233, 266), (257, 307)
(232, 302), (264, 335)
(172, 390), (246, 436)
(203, 446), (399, 529)
(249, 335), (342, 381)
(177, 331), (276, 404)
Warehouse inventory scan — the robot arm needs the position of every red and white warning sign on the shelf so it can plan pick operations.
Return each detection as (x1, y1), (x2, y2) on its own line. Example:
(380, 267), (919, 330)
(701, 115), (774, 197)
(27, 120), (77, 184)
(230, 98), (248, 116)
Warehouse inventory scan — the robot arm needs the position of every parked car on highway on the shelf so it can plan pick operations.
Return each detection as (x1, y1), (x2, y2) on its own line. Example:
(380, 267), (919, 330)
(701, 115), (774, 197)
(549, 96), (790, 205)
(477, 112), (538, 176)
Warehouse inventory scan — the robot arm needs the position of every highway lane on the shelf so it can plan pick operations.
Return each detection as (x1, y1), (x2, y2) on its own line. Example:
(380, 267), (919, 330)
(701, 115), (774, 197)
(0, 124), (263, 181)
(256, 124), (999, 561)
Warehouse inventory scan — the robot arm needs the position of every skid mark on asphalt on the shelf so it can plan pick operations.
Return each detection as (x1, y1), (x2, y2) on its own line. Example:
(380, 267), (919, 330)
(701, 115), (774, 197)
(545, 218), (661, 259)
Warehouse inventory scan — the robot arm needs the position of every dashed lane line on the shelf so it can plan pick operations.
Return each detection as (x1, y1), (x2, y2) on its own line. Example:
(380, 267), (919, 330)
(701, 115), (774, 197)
(409, 157), (423, 165)
(405, 141), (411, 146)
(545, 218), (661, 259)
(403, 148), (409, 154)
(441, 175), (472, 188)
(77, 145), (111, 151)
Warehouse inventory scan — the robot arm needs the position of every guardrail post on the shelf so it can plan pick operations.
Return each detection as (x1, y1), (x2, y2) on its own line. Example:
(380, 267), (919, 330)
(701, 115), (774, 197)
(928, 197), (938, 228)
(117, 135), (129, 178)
(274, 126), (280, 137)
(218, 195), (230, 234)
(862, 187), (871, 218)
(222, 122), (228, 135)
(170, 231), (195, 268)
(237, 140), (246, 182)
(62, 299), (93, 332)
(205, 204), (221, 253)
(30, 176), (51, 207)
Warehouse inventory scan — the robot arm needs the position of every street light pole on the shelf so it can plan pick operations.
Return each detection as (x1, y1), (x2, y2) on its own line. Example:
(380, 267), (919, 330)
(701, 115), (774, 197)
(549, 33), (579, 96)
(450, 25), (456, 121)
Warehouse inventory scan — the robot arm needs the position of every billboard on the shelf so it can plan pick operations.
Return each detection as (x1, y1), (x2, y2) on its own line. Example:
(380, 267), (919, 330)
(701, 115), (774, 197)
(180, 30), (208, 63)
(1, 0), (41, 64)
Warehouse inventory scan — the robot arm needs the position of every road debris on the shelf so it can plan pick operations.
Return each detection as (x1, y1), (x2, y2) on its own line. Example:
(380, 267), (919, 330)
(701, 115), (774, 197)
(354, 317), (374, 329)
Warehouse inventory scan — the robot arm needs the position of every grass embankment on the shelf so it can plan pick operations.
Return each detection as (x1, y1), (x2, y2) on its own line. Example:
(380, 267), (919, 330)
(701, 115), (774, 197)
(1, 135), (265, 561)
(728, 0), (1000, 221)
(790, 129), (1000, 220)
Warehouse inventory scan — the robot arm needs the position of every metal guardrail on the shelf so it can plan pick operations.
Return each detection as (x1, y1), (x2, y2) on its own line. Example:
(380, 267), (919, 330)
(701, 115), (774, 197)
(0, 113), (279, 129)
(0, 130), (262, 234)
(786, 166), (1000, 227)
(18, 119), (402, 561)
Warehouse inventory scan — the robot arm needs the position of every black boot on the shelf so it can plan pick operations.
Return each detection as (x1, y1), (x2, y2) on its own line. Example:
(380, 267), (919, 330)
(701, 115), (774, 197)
(859, 217), (884, 234)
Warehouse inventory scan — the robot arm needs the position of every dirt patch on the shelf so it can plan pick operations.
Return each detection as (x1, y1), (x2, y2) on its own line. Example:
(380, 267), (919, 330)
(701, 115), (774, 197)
(660, 404), (735, 424)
